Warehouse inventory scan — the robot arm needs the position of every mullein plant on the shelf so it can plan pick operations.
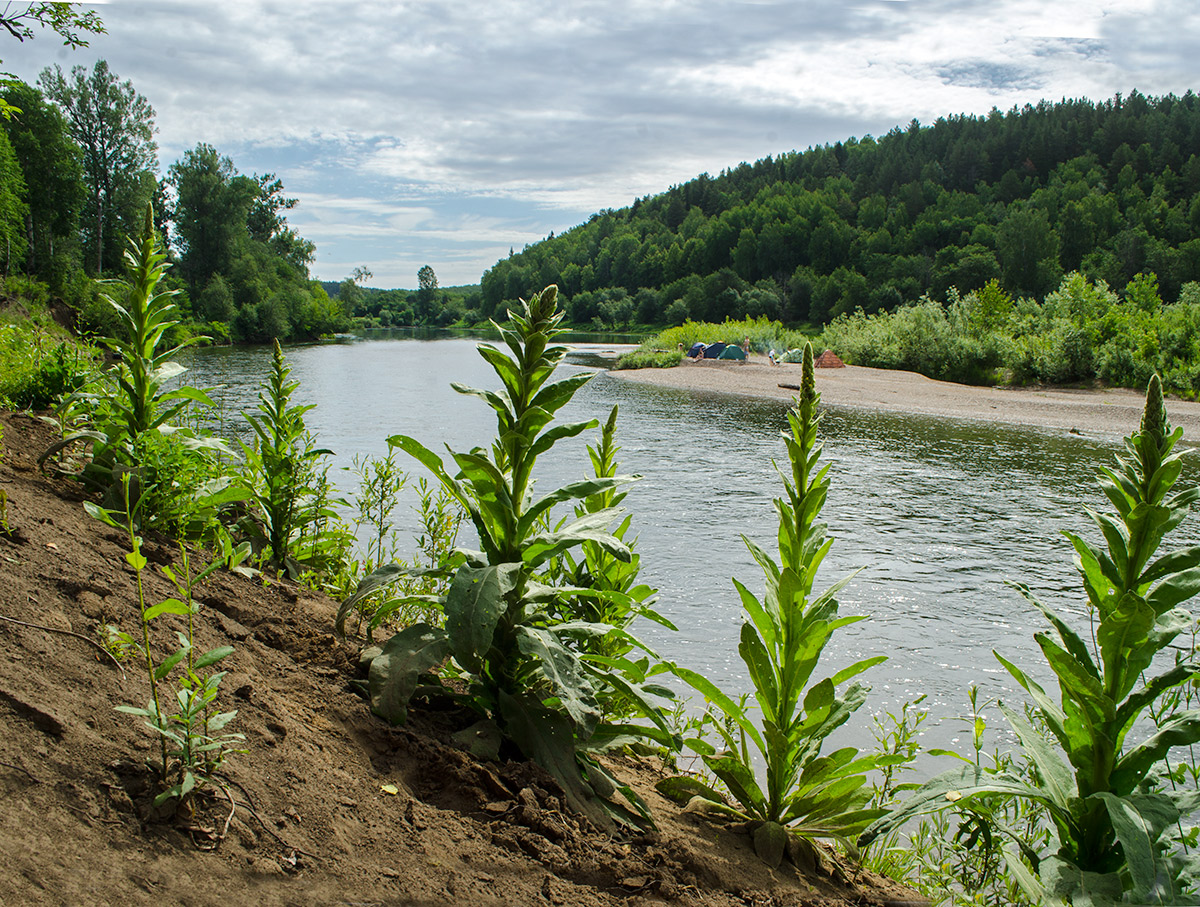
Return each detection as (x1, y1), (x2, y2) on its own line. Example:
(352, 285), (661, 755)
(550, 404), (676, 721)
(669, 343), (890, 869)
(238, 339), (339, 574)
(41, 205), (223, 521)
(862, 375), (1200, 906)
(349, 286), (675, 829)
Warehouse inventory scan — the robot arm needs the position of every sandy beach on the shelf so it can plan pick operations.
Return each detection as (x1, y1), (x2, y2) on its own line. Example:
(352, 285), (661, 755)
(608, 356), (1200, 441)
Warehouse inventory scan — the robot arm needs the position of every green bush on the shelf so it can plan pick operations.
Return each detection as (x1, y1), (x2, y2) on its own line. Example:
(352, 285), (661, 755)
(822, 297), (1005, 384)
(0, 323), (92, 408)
(614, 348), (682, 369)
(632, 316), (813, 362)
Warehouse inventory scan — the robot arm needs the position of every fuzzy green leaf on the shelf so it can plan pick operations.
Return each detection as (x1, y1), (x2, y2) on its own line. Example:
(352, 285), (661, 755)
(368, 623), (451, 725)
(444, 563), (519, 674)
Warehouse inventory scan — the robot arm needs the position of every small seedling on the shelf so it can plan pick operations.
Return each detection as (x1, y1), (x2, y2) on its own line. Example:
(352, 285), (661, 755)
(89, 475), (242, 811)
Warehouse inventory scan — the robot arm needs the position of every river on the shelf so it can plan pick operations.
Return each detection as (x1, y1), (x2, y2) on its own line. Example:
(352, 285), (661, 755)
(176, 333), (1200, 756)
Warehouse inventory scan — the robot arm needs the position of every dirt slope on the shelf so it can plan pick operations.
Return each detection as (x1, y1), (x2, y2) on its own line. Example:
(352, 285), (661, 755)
(0, 411), (923, 907)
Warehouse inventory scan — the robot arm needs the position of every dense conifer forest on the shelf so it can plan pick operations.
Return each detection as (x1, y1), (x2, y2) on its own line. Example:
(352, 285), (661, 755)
(479, 92), (1200, 330)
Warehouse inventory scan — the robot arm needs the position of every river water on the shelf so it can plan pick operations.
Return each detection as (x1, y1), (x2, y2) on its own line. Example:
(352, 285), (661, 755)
(176, 334), (1200, 755)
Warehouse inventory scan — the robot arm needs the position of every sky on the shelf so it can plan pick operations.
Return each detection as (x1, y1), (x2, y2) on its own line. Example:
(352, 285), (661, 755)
(5, 0), (1200, 289)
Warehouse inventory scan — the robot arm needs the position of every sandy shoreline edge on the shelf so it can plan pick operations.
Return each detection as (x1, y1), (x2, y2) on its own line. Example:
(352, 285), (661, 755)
(606, 355), (1200, 441)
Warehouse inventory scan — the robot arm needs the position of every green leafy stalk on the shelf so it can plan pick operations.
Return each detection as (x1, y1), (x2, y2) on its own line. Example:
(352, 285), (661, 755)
(863, 374), (1200, 904)
(100, 204), (213, 458)
(89, 475), (241, 810)
(670, 341), (889, 866)
(554, 404), (670, 660)
(239, 339), (334, 570)
(47, 204), (224, 528)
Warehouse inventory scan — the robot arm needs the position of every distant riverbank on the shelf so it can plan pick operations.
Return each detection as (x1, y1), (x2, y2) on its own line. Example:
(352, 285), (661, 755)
(608, 356), (1200, 441)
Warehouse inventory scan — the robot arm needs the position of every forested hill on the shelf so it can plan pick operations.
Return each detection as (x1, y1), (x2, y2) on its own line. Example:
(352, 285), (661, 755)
(480, 91), (1200, 328)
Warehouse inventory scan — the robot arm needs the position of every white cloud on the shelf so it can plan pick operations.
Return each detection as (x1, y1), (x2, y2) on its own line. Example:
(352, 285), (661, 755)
(7, 0), (1200, 287)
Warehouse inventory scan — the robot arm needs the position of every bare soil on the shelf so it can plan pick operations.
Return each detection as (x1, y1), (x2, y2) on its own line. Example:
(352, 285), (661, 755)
(0, 411), (925, 907)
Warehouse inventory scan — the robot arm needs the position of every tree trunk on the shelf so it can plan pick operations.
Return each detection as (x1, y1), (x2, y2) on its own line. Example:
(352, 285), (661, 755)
(24, 211), (33, 275)
(94, 187), (103, 274)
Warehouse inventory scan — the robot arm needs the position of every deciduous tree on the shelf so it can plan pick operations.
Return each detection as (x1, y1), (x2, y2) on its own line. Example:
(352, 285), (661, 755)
(39, 59), (157, 275)
(0, 3), (103, 118)
(1, 80), (83, 283)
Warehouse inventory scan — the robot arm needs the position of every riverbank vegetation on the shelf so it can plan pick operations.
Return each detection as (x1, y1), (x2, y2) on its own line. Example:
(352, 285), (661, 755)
(14, 212), (1200, 901)
(5, 11), (1200, 899)
(616, 271), (1200, 399)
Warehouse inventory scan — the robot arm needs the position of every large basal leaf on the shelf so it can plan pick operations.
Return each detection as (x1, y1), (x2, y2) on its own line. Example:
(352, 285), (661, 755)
(498, 690), (611, 829)
(368, 623), (451, 725)
(452, 719), (502, 761)
(857, 763), (1060, 848)
(513, 625), (600, 735)
(655, 775), (725, 806)
(753, 820), (789, 868)
(1092, 792), (1157, 902)
(1042, 854), (1123, 907)
(444, 563), (519, 673)
(703, 752), (767, 819)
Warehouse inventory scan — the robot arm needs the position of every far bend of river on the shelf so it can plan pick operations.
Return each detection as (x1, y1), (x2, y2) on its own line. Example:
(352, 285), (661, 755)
(177, 334), (1200, 756)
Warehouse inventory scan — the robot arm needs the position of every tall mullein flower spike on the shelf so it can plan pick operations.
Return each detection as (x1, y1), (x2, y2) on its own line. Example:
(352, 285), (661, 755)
(1140, 373), (1167, 444)
(799, 342), (819, 428)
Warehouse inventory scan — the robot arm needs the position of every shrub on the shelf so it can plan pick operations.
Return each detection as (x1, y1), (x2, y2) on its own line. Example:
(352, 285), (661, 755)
(0, 322), (92, 409)
(614, 349), (682, 369)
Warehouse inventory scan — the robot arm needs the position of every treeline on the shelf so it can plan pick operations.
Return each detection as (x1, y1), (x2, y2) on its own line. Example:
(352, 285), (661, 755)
(330, 269), (485, 329)
(481, 91), (1200, 328)
(0, 60), (342, 344)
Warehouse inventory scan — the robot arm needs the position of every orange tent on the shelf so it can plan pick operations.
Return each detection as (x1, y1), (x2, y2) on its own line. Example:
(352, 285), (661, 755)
(814, 349), (845, 368)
